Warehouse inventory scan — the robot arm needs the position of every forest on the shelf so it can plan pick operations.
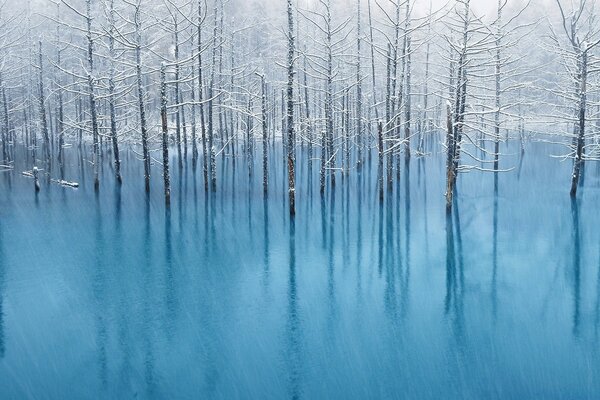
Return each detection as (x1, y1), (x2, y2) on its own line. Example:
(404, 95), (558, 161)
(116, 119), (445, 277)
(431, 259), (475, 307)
(0, 0), (597, 209)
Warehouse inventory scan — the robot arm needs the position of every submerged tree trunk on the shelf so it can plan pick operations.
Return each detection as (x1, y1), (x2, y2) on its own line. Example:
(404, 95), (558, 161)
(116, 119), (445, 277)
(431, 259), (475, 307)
(85, 0), (99, 191)
(324, 0), (335, 190)
(303, 49), (312, 170)
(493, 0), (502, 173)
(37, 42), (50, 163)
(385, 44), (393, 187)
(33, 166), (40, 192)
(0, 76), (9, 163)
(286, 0), (296, 216)
(356, 0), (363, 169)
(246, 97), (253, 177)
(108, 0), (121, 183)
(198, 0), (209, 190)
(570, 49), (587, 196)
(446, 0), (470, 210)
(378, 121), (384, 203)
(260, 75), (268, 196)
(55, 3), (65, 174)
(134, 3), (150, 192)
(445, 102), (455, 210)
(174, 16), (183, 170)
(320, 128), (326, 196)
(420, 0), (432, 153)
(404, 32), (412, 164)
(190, 59), (198, 166)
(342, 90), (349, 175)
(402, 1), (411, 163)
(161, 64), (171, 205)
(208, 0), (218, 191)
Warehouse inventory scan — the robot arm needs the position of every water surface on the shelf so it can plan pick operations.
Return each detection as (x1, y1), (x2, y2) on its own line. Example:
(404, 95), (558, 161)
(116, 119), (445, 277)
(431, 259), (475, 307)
(1, 142), (600, 399)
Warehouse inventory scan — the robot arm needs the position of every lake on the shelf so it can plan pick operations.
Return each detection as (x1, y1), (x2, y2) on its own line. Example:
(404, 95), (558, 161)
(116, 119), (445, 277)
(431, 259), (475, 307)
(1, 140), (600, 399)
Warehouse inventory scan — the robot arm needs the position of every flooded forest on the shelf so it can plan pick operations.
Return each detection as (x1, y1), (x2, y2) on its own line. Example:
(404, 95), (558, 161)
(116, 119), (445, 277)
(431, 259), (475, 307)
(0, 0), (600, 398)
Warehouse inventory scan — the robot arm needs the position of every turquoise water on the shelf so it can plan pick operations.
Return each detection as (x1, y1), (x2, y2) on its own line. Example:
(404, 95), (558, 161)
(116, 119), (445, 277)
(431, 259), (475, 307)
(1, 142), (600, 399)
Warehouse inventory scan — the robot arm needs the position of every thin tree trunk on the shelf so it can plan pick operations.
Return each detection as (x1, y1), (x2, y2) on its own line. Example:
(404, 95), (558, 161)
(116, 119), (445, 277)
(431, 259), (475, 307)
(286, 0), (296, 216)
(86, 0), (99, 190)
(0, 75), (10, 163)
(570, 49), (587, 196)
(174, 16), (183, 169)
(208, 0), (218, 191)
(378, 121), (383, 203)
(161, 64), (171, 205)
(198, 0), (208, 190)
(356, 0), (363, 169)
(260, 75), (268, 196)
(445, 102), (455, 210)
(190, 57), (198, 165)
(325, 0), (335, 189)
(493, 0), (501, 172)
(37, 42), (50, 164)
(404, 32), (412, 163)
(108, 0), (121, 183)
(134, 3), (150, 192)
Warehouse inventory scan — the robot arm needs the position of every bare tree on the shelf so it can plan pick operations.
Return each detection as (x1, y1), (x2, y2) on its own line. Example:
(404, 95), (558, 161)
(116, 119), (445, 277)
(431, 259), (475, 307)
(37, 41), (50, 164)
(550, 0), (600, 196)
(105, 0), (122, 183)
(286, 0), (296, 216)
(160, 63), (171, 205)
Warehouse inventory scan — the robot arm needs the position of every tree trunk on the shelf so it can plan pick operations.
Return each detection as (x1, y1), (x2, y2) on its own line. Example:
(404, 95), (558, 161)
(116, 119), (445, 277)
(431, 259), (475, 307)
(86, 0), (99, 191)
(378, 121), (384, 203)
(286, 0), (296, 216)
(198, 0), (209, 190)
(161, 64), (171, 205)
(445, 102), (455, 210)
(37, 42), (50, 164)
(108, 0), (121, 183)
(570, 49), (587, 196)
(261, 75), (268, 196)
(134, 4), (150, 192)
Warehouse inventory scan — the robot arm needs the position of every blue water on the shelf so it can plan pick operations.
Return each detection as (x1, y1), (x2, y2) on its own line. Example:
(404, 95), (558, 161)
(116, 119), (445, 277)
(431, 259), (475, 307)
(1, 141), (600, 399)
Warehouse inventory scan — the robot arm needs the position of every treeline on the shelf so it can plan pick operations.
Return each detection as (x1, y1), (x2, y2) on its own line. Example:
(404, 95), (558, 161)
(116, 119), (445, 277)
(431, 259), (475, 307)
(0, 0), (598, 213)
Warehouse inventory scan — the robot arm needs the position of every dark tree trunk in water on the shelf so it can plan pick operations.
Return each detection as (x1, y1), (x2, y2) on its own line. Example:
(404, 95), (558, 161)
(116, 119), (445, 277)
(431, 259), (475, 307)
(190, 61), (198, 166)
(342, 90), (349, 176)
(325, 0), (335, 190)
(0, 76), (9, 163)
(378, 121), (384, 203)
(246, 98), (253, 177)
(320, 129), (326, 196)
(286, 0), (296, 216)
(303, 51), (313, 170)
(55, 4), (64, 174)
(198, 0), (209, 190)
(208, 0), (218, 192)
(174, 16), (183, 170)
(385, 44), (393, 188)
(33, 166), (40, 192)
(493, 0), (502, 173)
(85, 0), (100, 191)
(403, 3), (412, 163)
(108, 0), (121, 184)
(445, 102), (455, 211)
(356, 0), (363, 169)
(446, 0), (470, 211)
(570, 49), (587, 196)
(260, 75), (268, 196)
(133, 3), (150, 192)
(161, 64), (171, 205)
(37, 42), (50, 163)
